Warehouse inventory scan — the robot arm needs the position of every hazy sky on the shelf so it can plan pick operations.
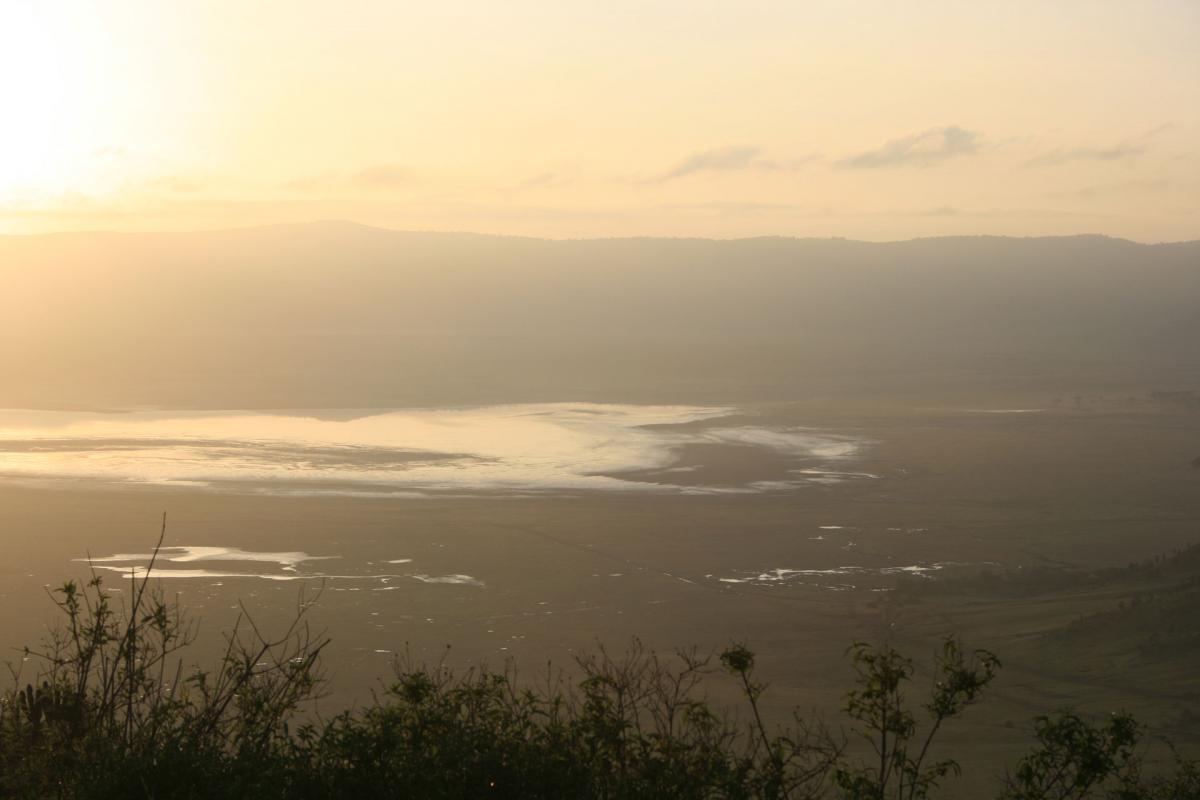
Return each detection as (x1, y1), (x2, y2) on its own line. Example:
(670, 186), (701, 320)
(1, 1), (1197, 240)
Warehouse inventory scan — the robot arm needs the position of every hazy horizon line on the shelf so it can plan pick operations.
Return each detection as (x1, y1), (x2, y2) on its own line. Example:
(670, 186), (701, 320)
(3, 219), (1197, 247)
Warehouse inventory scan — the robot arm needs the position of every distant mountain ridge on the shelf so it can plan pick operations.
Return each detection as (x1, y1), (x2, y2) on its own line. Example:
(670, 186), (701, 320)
(8, 219), (1197, 246)
(1, 222), (1197, 409)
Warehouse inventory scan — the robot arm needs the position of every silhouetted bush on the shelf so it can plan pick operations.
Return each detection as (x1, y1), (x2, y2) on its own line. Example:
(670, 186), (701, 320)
(1, 535), (1195, 798)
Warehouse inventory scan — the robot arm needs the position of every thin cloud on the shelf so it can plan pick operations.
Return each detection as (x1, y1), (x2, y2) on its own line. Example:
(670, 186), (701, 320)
(1026, 143), (1145, 167)
(661, 200), (812, 216)
(838, 126), (979, 169)
(653, 145), (763, 182)
(281, 175), (327, 192)
(349, 164), (409, 188)
(520, 171), (560, 189)
(754, 155), (822, 171)
(282, 165), (411, 192)
(1026, 124), (1170, 167)
(1047, 178), (1170, 199)
(516, 171), (575, 190)
(650, 146), (819, 183)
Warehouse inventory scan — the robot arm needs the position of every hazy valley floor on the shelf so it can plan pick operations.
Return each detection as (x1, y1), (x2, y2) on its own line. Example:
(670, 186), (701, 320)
(1, 402), (1197, 796)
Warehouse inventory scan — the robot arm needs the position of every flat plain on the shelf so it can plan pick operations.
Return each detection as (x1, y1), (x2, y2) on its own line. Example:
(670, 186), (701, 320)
(1, 399), (1196, 794)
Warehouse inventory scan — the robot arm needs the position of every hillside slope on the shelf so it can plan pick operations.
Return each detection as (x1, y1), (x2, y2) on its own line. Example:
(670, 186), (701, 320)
(1, 223), (1197, 408)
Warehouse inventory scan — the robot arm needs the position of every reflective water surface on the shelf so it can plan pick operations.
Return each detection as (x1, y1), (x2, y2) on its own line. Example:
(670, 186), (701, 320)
(0, 404), (867, 496)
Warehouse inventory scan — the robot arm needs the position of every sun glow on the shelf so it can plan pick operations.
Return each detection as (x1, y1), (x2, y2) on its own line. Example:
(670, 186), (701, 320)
(0, 1), (1195, 239)
(0, 4), (131, 205)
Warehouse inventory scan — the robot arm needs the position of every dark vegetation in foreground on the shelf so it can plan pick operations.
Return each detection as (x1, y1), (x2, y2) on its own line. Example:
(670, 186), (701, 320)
(3, 537), (1197, 798)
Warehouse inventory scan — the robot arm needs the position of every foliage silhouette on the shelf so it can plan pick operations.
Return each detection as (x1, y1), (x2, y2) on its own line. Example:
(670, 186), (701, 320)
(0, 529), (1195, 799)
